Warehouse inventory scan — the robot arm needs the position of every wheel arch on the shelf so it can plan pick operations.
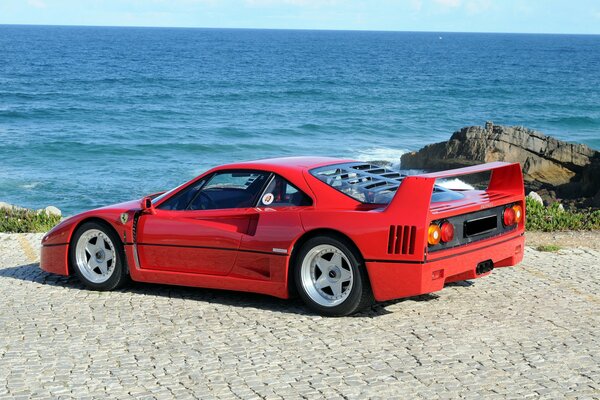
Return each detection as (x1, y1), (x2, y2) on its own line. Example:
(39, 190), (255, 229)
(68, 217), (127, 275)
(287, 228), (365, 297)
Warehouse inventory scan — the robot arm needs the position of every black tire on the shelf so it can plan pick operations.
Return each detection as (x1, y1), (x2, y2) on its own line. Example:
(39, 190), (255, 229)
(294, 235), (374, 316)
(69, 221), (129, 291)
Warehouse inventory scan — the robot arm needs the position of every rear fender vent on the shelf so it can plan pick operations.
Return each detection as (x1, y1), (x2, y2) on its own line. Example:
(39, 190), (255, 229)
(387, 225), (417, 255)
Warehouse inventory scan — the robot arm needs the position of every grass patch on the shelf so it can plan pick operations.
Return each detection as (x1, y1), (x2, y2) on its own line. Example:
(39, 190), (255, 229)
(525, 197), (600, 231)
(535, 244), (561, 252)
(0, 207), (61, 233)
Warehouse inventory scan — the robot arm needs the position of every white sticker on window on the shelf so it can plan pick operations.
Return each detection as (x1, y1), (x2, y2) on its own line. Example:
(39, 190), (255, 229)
(262, 193), (274, 205)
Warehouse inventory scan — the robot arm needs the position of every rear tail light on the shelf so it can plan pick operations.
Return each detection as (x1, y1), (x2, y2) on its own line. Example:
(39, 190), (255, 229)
(512, 204), (523, 223)
(428, 224), (441, 245)
(429, 221), (454, 245)
(503, 206), (516, 226)
(440, 221), (454, 243)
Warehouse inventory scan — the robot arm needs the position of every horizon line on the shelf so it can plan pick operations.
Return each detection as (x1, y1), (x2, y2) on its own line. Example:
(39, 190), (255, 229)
(1, 23), (599, 36)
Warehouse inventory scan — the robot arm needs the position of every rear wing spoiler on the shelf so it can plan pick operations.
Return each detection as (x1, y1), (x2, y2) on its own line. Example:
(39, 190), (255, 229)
(385, 162), (524, 219)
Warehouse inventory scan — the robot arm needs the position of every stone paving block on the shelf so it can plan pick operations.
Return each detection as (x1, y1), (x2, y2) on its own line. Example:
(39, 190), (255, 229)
(0, 234), (598, 398)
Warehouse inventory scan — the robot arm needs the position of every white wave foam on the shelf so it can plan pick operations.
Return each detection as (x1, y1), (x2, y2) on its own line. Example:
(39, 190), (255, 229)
(436, 178), (475, 190)
(20, 182), (41, 190)
(355, 147), (409, 168)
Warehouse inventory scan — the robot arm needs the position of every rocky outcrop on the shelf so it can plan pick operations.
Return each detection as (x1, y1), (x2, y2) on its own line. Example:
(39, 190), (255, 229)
(0, 202), (62, 217)
(527, 191), (544, 206)
(401, 122), (600, 208)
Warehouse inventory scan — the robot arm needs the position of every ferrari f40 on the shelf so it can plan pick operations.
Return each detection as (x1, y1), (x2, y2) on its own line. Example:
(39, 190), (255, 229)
(41, 157), (525, 316)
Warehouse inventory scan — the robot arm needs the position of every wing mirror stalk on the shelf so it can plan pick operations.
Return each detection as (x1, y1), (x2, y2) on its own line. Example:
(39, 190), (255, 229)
(141, 196), (156, 215)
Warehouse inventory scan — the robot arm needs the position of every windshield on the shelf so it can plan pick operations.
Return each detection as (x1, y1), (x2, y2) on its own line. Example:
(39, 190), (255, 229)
(151, 181), (187, 204)
(310, 162), (464, 204)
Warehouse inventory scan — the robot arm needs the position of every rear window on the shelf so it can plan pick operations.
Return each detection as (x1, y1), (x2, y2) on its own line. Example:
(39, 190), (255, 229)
(310, 162), (464, 204)
(311, 163), (402, 204)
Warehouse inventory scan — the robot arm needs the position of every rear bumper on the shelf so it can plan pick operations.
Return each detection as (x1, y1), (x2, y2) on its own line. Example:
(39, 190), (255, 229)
(40, 244), (70, 276)
(365, 234), (524, 302)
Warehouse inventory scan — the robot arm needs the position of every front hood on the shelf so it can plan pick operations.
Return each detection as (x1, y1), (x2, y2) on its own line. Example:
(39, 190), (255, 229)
(94, 199), (143, 213)
(42, 198), (143, 246)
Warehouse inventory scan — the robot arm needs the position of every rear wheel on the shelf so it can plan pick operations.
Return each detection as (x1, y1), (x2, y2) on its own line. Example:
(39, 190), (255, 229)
(295, 236), (374, 316)
(70, 221), (128, 290)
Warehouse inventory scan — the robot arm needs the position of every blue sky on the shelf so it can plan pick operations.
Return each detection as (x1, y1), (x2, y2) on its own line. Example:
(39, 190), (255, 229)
(1, 0), (600, 34)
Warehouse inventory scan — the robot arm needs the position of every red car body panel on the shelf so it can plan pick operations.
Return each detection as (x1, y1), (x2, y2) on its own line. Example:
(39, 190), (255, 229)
(367, 234), (524, 301)
(40, 157), (525, 302)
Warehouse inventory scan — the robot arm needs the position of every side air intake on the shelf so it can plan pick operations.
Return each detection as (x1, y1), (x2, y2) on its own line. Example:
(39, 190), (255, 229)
(387, 225), (417, 255)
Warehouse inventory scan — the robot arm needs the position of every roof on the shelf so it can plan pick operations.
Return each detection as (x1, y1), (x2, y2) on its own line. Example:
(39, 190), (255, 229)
(220, 156), (353, 171)
(208, 157), (365, 208)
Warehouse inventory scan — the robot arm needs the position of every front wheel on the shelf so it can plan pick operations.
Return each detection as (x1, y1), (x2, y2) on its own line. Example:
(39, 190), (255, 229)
(294, 236), (374, 316)
(70, 221), (128, 291)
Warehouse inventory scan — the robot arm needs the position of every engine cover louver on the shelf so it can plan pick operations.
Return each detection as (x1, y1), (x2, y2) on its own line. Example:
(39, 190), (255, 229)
(387, 225), (417, 255)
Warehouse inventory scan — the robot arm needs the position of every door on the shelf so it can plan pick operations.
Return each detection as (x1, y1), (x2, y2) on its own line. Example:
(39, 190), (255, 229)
(232, 174), (314, 280)
(136, 170), (270, 275)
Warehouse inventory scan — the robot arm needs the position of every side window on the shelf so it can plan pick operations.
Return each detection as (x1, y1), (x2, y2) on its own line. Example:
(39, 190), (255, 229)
(158, 179), (206, 210)
(188, 170), (270, 210)
(259, 175), (312, 207)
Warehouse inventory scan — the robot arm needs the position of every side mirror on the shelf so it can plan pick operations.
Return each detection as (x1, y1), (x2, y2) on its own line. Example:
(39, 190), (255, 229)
(141, 196), (156, 215)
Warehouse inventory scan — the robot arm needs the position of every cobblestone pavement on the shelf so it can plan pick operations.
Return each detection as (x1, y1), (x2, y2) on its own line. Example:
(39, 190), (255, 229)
(0, 233), (599, 399)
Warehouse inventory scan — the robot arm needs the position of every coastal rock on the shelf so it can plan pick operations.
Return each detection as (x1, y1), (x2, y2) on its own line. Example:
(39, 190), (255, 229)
(401, 122), (600, 208)
(580, 154), (600, 197)
(1, 202), (62, 217)
(593, 190), (600, 208)
(527, 191), (544, 206)
(44, 206), (62, 217)
(0, 202), (26, 211)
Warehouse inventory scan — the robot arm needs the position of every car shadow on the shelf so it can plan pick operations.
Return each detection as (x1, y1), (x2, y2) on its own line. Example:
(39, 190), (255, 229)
(0, 263), (440, 318)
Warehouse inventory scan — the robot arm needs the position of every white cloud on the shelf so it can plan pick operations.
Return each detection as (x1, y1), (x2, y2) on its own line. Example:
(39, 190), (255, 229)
(27, 0), (46, 8)
(434, 0), (461, 8)
(431, 0), (493, 14)
(410, 0), (423, 12)
(465, 0), (492, 14)
(245, 0), (339, 6)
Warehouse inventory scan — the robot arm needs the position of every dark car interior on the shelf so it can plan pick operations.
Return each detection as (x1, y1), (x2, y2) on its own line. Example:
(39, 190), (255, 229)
(187, 173), (268, 210)
(158, 171), (312, 211)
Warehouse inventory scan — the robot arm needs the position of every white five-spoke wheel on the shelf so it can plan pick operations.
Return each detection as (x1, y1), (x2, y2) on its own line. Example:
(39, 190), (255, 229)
(301, 244), (354, 307)
(295, 236), (374, 316)
(70, 222), (128, 291)
(75, 229), (116, 283)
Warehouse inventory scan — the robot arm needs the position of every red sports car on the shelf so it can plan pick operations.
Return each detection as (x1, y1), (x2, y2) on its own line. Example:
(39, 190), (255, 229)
(41, 157), (525, 316)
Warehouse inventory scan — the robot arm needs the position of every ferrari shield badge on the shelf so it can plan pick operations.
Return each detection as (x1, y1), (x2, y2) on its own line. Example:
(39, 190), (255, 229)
(120, 212), (129, 224)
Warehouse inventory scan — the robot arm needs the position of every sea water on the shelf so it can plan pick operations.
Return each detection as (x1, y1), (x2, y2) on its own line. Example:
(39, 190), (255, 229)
(1, 26), (599, 214)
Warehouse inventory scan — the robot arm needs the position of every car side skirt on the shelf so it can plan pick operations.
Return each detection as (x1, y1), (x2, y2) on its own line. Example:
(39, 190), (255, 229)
(124, 245), (290, 299)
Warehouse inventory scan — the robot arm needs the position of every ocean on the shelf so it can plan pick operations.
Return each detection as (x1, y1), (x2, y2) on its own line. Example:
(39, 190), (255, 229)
(1, 25), (599, 214)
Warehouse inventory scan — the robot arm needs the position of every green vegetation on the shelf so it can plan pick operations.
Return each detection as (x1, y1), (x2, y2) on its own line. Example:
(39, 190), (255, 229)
(0, 207), (61, 233)
(525, 197), (600, 231)
(535, 244), (561, 252)
(3, 196), (600, 233)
